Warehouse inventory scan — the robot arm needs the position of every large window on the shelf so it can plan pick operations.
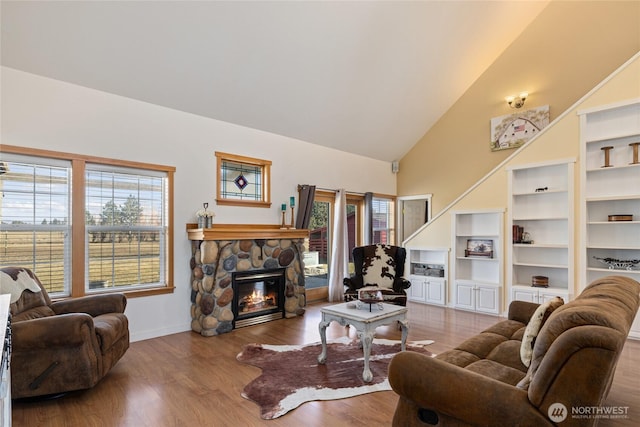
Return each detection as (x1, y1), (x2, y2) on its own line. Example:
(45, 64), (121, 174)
(304, 191), (365, 289)
(0, 146), (175, 298)
(0, 156), (71, 294)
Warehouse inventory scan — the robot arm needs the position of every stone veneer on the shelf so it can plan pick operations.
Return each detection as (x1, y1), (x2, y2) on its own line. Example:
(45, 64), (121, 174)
(189, 238), (307, 336)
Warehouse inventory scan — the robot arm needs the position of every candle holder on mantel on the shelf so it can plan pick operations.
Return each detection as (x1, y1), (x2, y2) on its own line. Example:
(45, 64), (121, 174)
(289, 206), (296, 229)
(601, 146), (614, 168)
(630, 142), (640, 165)
(289, 196), (296, 229)
(280, 204), (287, 229)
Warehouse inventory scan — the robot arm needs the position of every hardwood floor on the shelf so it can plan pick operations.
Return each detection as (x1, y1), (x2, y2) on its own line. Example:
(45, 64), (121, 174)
(11, 302), (640, 427)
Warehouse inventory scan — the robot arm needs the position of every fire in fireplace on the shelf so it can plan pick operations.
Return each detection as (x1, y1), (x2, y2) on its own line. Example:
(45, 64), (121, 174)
(232, 268), (286, 328)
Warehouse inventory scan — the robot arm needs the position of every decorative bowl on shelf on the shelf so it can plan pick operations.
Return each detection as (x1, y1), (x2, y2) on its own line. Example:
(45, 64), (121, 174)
(593, 256), (640, 271)
(608, 214), (633, 222)
(531, 276), (549, 287)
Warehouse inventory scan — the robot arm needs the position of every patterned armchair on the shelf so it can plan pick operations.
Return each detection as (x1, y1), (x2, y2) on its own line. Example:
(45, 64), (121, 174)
(343, 244), (411, 306)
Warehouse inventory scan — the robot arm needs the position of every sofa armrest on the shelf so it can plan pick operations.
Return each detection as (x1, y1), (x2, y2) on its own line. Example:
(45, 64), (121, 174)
(12, 313), (98, 349)
(508, 300), (540, 324)
(51, 293), (127, 317)
(389, 351), (551, 426)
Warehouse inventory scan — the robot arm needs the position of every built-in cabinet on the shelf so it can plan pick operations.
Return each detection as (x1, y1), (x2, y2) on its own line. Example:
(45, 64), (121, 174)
(408, 247), (448, 306)
(579, 99), (640, 339)
(507, 160), (575, 304)
(451, 210), (503, 315)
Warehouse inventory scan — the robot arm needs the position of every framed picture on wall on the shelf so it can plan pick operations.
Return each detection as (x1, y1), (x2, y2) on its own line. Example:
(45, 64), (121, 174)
(490, 105), (550, 151)
(465, 239), (494, 258)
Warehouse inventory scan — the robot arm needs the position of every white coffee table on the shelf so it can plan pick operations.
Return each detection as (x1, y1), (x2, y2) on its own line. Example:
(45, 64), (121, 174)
(317, 301), (409, 382)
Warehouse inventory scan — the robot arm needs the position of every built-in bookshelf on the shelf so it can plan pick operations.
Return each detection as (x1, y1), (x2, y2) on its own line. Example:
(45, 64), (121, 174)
(451, 210), (503, 315)
(579, 99), (640, 339)
(507, 160), (575, 304)
(407, 247), (448, 306)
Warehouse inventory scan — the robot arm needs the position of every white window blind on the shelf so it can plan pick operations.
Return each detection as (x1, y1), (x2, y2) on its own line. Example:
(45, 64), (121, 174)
(372, 197), (395, 245)
(0, 155), (72, 295)
(85, 165), (168, 291)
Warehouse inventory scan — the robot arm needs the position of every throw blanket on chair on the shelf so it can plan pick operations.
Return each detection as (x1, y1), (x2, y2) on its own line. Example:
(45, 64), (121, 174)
(0, 267), (42, 303)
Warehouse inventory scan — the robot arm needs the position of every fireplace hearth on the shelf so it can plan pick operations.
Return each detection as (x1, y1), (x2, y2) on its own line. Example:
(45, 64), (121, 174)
(233, 268), (285, 328)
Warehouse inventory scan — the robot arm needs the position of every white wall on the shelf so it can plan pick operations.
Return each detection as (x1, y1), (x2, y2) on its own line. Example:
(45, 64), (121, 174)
(1, 67), (396, 341)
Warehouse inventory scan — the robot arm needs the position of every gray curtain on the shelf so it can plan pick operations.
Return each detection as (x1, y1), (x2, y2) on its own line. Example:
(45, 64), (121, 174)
(295, 185), (316, 229)
(364, 192), (373, 245)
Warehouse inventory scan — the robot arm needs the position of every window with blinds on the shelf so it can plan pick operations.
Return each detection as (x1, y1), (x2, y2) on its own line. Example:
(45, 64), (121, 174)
(0, 156), (72, 294)
(85, 165), (168, 292)
(372, 197), (395, 245)
(0, 146), (174, 299)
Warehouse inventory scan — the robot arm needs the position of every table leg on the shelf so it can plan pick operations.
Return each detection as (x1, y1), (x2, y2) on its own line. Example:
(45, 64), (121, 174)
(399, 318), (409, 351)
(317, 319), (330, 364)
(361, 327), (374, 382)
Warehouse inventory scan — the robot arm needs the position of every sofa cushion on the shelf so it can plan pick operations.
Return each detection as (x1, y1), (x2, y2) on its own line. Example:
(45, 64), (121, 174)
(361, 244), (397, 289)
(465, 359), (527, 385)
(436, 319), (528, 375)
(520, 296), (564, 367)
(486, 340), (528, 373)
(12, 305), (55, 322)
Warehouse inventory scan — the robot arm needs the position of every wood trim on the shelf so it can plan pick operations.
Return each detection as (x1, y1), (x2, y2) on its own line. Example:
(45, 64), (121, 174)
(214, 151), (272, 208)
(186, 223), (309, 240)
(166, 169), (175, 292)
(214, 199), (272, 208)
(71, 159), (86, 297)
(305, 286), (328, 303)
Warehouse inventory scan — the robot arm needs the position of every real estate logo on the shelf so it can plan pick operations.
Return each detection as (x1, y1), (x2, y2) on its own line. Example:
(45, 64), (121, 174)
(548, 403), (568, 423)
(548, 402), (631, 423)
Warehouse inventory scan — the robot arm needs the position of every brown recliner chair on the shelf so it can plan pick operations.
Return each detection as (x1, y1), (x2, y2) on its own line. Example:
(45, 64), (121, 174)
(1, 267), (129, 399)
(343, 244), (411, 306)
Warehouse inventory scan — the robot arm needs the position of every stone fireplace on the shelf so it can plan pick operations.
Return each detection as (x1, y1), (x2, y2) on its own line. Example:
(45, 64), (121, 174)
(187, 224), (308, 336)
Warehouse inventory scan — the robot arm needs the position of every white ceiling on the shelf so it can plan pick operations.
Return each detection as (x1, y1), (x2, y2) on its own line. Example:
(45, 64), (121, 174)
(1, 1), (548, 162)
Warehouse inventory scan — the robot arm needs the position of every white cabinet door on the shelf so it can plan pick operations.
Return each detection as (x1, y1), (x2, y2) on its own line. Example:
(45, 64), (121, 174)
(426, 279), (446, 306)
(455, 281), (500, 314)
(408, 277), (426, 303)
(538, 290), (569, 304)
(512, 288), (537, 303)
(454, 281), (475, 311)
(476, 285), (500, 315)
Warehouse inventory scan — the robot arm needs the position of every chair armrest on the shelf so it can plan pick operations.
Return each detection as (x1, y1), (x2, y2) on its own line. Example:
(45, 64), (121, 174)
(508, 300), (540, 324)
(389, 351), (551, 426)
(12, 313), (97, 349)
(51, 293), (127, 317)
(392, 277), (411, 292)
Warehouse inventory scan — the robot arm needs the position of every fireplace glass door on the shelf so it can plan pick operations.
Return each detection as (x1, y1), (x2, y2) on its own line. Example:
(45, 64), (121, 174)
(232, 269), (285, 328)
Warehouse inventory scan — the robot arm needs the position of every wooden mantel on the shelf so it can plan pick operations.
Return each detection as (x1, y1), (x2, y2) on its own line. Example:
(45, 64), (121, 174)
(186, 223), (309, 241)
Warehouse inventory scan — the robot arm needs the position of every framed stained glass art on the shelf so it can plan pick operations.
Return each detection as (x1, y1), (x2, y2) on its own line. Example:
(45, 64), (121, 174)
(215, 152), (272, 208)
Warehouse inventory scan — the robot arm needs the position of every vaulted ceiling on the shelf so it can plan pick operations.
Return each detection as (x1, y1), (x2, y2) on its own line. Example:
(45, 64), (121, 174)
(1, 1), (549, 162)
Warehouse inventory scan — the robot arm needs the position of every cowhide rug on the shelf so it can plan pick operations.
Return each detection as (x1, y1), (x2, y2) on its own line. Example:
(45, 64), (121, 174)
(236, 336), (434, 419)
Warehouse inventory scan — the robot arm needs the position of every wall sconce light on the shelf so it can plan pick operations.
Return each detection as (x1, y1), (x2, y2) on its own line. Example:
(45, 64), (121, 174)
(505, 92), (528, 109)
